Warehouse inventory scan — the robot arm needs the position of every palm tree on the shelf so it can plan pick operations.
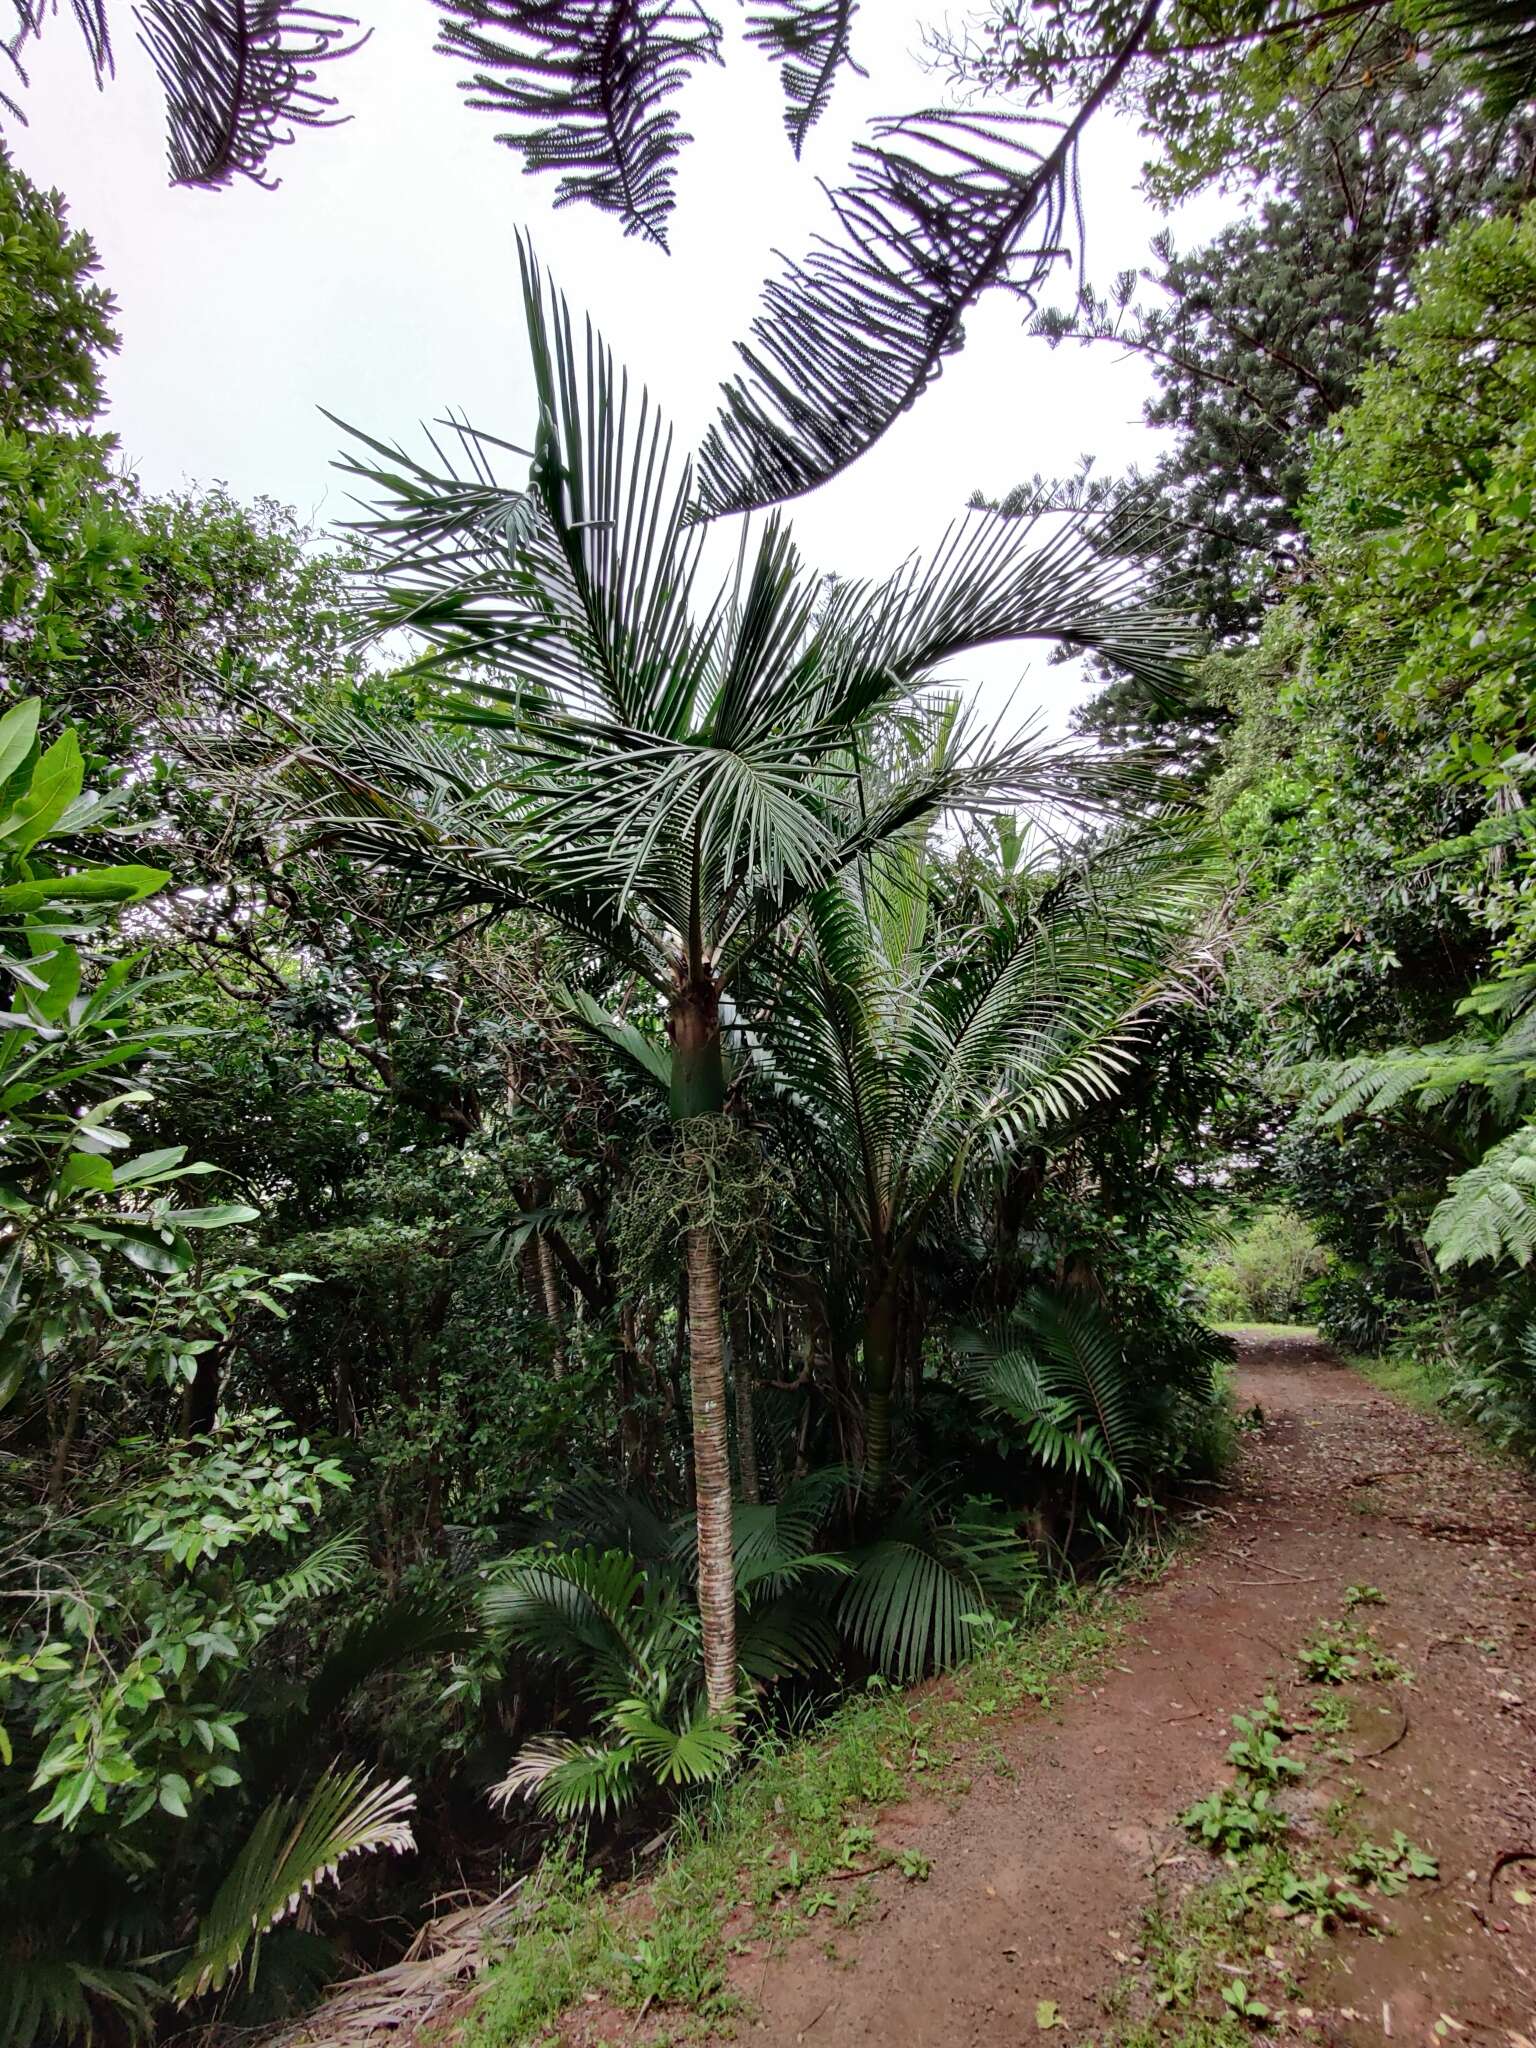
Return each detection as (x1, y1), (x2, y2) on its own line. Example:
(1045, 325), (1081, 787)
(246, 243), (1190, 1708)
(743, 819), (1220, 1497)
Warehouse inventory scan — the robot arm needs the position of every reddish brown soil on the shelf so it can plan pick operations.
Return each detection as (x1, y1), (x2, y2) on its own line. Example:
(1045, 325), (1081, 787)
(703, 1337), (1536, 2048)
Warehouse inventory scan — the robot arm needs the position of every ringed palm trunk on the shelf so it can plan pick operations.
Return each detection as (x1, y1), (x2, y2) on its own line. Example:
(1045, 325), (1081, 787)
(730, 1311), (761, 1505)
(535, 1234), (567, 1375)
(670, 974), (737, 1714)
(861, 1281), (899, 1508)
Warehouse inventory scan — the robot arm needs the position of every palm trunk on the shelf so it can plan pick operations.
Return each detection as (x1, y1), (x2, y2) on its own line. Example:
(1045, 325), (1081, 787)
(861, 1283), (898, 1506)
(687, 1222), (737, 1710)
(535, 1234), (566, 1375)
(670, 974), (737, 1713)
(730, 1312), (761, 1505)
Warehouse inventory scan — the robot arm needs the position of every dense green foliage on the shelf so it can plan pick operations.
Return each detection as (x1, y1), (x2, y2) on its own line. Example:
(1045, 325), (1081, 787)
(0, 144), (1235, 2044)
(7, 4), (1536, 2037)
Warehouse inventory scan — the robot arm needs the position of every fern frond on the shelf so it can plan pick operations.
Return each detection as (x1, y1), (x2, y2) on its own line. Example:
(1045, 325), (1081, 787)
(1425, 1126), (1536, 1270)
(173, 1765), (415, 2002)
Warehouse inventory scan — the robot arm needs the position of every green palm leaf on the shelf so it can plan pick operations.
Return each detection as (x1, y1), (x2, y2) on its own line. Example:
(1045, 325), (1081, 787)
(837, 1484), (1030, 1680)
(0, 1955), (158, 2048)
(609, 1694), (737, 1785)
(173, 1765), (415, 2003)
(489, 1734), (639, 1823)
(959, 1290), (1150, 1503)
(481, 1547), (654, 1700)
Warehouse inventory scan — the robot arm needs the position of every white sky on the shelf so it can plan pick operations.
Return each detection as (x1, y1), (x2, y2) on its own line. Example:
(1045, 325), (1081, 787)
(8, 1), (1234, 729)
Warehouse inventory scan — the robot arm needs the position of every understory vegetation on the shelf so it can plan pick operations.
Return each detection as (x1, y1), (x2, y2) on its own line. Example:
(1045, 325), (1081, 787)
(4, 0), (1536, 2040)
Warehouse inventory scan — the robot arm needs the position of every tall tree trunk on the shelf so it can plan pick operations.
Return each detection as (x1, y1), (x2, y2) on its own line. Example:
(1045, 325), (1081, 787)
(535, 1234), (567, 1375)
(730, 1312), (761, 1504)
(861, 1282), (898, 1506)
(670, 974), (737, 1713)
(687, 1222), (737, 1711)
(47, 1373), (84, 1506)
(186, 1344), (222, 1436)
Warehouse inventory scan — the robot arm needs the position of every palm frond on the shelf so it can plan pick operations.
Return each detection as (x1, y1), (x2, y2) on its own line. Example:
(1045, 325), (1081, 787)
(337, 240), (718, 736)
(736, 1592), (841, 1680)
(305, 1591), (475, 1720)
(134, 2), (365, 188)
(430, 1), (722, 247)
(260, 1527), (366, 1607)
(488, 1733), (638, 1821)
(1023, 1290), (1147, 1474)
(743, 0), (861, 156)
(695, 6), (1157, 515)
(557, 984), (672, 1092)
(480, 1546), (652, 1698)
(1425, 1125), (1536, 1270)
(0, 1954), (158, 2048)
(1417, 0), (1536, 113)
(173, 1765), (415, 2002)
(538, 1478), (676, 1561)
(958, 1291), (1149, 1505)
(608, 1693), (736, 1784)
(837, 1485), (1030, 1679)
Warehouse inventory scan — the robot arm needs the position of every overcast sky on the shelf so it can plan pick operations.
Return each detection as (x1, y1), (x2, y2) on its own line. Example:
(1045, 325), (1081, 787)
(9, 1), (1233, 729)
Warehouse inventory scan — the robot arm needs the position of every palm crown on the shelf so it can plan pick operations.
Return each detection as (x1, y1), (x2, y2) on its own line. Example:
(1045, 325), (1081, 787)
(247, 240), (1194, 1703)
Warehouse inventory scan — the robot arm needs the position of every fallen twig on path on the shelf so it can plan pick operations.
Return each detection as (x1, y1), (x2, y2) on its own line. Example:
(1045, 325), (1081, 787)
(1488, 1845), (1536, 1901)
(1359, 1702), (1410, 1759)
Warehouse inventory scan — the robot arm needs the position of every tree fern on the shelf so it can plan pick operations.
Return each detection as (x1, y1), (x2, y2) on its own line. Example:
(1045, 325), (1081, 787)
(173, 1765), (415, 2002)
(1425, 1125), (1536, 1269)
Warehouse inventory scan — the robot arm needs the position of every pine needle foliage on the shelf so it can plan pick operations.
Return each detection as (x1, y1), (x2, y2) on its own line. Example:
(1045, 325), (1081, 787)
(429, 1), (723, 248)
(136, 2), (365, 187)
(695, 1), (1160, 513)
(3, 3), (365, 186)
(744, 0), (862, 156)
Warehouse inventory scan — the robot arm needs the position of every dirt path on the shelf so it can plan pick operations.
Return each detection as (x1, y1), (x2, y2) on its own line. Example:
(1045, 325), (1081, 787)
(708, 1336), (1536, 2047)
